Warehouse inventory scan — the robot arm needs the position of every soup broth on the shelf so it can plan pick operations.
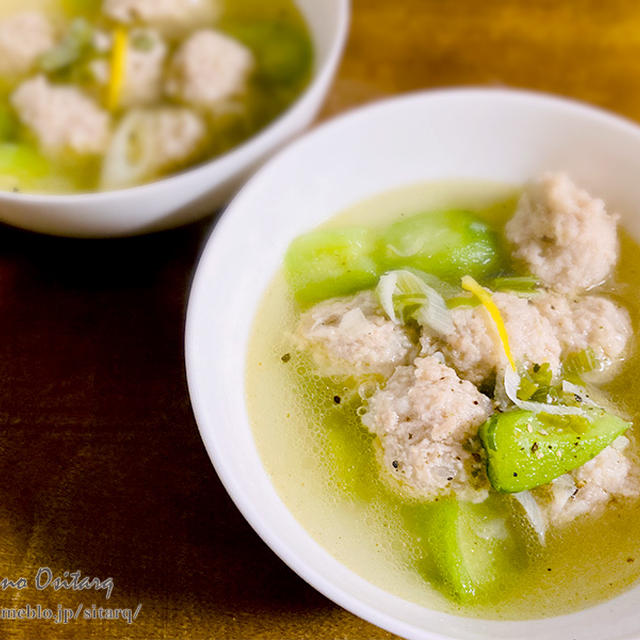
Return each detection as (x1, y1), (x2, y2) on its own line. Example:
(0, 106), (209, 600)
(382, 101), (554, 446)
(0, 0), (312, 193)
(246, 181), (640, 619)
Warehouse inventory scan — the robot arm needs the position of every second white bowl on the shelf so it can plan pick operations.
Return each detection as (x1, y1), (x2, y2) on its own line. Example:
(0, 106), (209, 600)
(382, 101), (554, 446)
(0, 0), (350, 238)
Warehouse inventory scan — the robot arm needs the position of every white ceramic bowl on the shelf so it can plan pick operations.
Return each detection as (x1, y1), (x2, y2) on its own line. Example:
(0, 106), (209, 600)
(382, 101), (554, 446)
(185, 89), (640, 640)
(0, 0), (350, 238)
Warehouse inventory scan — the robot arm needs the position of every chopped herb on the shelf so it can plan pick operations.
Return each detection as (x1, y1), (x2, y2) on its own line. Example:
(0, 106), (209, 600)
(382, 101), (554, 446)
(281, 353), (291, 363)
(517, 362), (553, 402)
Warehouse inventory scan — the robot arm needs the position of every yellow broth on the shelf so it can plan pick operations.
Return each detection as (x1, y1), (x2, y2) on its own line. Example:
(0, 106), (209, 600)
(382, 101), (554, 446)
(246, 181), (640, 619)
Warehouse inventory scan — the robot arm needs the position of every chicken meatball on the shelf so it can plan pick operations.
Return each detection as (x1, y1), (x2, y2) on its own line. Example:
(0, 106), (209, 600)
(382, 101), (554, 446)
(422, 292), (562, 387)
(165, 29), (254, 110)
(11, 75), (110, 156)
(362, 355), (493, 501)
(534, 293), (632, 373)
(537, 436), (639, 526)
(0, 12), (55, 78)
(506, 173), (619, 293)
(295, 290), (415, 378)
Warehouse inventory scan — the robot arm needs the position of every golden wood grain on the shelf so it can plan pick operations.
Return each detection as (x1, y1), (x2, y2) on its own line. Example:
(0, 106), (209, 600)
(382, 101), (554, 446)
(323, 0), (640, 122)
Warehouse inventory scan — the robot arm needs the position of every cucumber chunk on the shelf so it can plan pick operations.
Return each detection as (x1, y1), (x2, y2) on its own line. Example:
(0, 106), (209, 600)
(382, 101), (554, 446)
(322, 412), (377, 501)
(223, 20), (312, 85)
(0, 105), (19, 141)
(378, 210), (503, 281)
(0, 143), (51, 190)
(403, 497), (521, 602)
(479, 409), (631, 493)
(284, 209), (506, 305)
(284, 228), (379, 305)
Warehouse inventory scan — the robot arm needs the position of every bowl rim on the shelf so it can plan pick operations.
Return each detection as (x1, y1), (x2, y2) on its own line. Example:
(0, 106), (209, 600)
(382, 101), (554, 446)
(0, 0), (351, 204)
(185, 87), (640, 640)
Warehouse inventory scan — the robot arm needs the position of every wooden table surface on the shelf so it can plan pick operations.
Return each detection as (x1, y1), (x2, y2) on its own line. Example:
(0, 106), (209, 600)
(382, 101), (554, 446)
(2, 2), (640, 638)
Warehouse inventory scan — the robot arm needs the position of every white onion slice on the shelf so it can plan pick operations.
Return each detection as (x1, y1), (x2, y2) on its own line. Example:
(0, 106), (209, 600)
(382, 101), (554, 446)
(561, 380), (599, 407)
(377, 272), (401, 324)
(377, 270), (454, 335)
(512, 491), (547, 544)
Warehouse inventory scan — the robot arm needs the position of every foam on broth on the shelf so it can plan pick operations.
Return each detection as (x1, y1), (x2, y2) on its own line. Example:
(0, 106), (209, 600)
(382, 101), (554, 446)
(246, 181), (640, 619)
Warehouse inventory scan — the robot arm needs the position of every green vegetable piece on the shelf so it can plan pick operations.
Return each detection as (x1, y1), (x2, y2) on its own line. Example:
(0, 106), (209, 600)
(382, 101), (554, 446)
(516, 377), (539, 401)
(0, 105), (19, 141)
(446, 294), (480, 309)
(285, 210), (506, 305)
(284, 228), (379, 305)
(403, 497), (521, 602)
(0, 143), (51, 188)
(563, 347), (599, 377)
(223, 21), (313, 84)
(516, 363), (553, 402)
(323, 414), (377, 501)
(490, 275), (541, 294)
(479, 409), (631, 493)
(528, 362), (553, 389)
(378, 210), (504, 281)
(40, 18), (94, 73)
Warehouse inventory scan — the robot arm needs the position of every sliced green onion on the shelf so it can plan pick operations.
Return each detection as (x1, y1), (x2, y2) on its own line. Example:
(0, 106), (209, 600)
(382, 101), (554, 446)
(40, 18), (95, 73)
(529, 362), (553, 389)
(377, 269), (454, 335)
(563, 347), (599, 376)
(446, 295), (480, 309)
(516, 377), (539, 401)
(504, 367), (586, 417)
(490, 276), (541, 296)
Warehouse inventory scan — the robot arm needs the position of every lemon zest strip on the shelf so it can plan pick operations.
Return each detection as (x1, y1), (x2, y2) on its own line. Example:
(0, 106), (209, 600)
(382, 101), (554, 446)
(461, 275), (516, 371)
(106, 27), (128, 111)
